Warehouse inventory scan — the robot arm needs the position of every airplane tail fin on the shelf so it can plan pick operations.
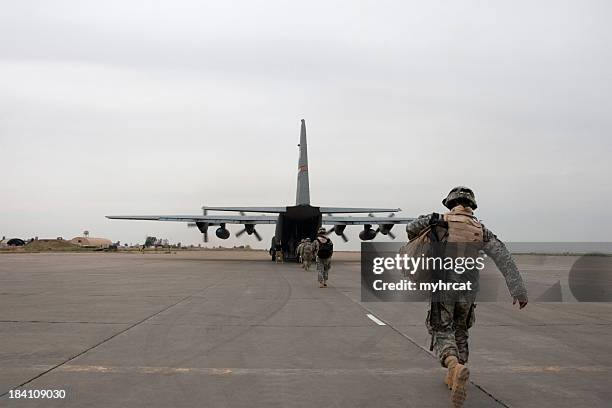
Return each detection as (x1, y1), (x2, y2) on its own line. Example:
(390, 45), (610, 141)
(296, 119), (310, 205)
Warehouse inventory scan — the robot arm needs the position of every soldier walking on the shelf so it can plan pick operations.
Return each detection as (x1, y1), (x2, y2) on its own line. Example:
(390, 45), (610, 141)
(313, 227), (333, 287)
(406, 187), (528, 408)
(302, 238), (314, 271)
(296, 239), (305, 263)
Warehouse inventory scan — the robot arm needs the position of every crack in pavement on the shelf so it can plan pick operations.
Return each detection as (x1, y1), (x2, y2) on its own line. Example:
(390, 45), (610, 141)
(0, 320), (131, 325)
(0, 276), (230, 399)
(27, 364), (610, 375)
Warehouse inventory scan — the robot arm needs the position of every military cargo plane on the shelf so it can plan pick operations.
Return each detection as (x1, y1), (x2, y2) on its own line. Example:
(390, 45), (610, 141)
(107, 120), (414, 260)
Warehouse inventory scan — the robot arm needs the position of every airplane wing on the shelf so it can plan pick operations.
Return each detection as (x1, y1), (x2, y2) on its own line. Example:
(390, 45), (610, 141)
(321, 215), (414, 241)
(202, 206), (286, 213)
(320, 207), (401, 214)
(106, 214), (277, 243)
(106, 215), (277, 224)
(201, 206), (401, 214)
(322, 216), (414, 225)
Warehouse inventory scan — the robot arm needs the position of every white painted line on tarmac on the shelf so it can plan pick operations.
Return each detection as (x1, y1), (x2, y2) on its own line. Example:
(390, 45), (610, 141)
(366, 313), (386, 326)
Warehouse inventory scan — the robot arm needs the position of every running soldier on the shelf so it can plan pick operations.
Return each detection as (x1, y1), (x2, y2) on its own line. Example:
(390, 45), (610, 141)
(406, 187), (528, 408)
(302, 238), (314, 271)
(313, 227), (333, 287)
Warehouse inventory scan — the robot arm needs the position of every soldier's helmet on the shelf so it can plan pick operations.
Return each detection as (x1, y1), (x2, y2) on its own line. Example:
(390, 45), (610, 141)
(442, 186), (477, 210)
(305, 238), (311, 242)
(317, 227), (327, 235)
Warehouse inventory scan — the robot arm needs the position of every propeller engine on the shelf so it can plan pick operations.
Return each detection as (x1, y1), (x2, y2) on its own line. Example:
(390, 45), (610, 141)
(236, 223), (262, 241)
(376, 213), (396, 239)
(187, 221), (210, 242)
(359, 224), (377, 241)
(366, 213), (397, 240)
(326, 224), (348, 242)
(376, 224), (396, 239)
(215, 224), (230, 240)
(188, 208), (210, 242)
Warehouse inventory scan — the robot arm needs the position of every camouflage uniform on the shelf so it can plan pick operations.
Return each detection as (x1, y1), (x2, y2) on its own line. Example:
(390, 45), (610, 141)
(302, 241), (314, 271)
(296, 240), (305, 263)
(313, 236), (332, 284)
(407, 213), (527, 366)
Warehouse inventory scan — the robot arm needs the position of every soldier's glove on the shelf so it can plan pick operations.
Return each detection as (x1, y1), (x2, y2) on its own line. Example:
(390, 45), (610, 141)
(512, 294), (528, 309)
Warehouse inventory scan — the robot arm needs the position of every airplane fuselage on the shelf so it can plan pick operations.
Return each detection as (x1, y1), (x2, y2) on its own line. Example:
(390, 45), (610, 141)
(107, 120), (413, 257)
(270, 205), (322, 261)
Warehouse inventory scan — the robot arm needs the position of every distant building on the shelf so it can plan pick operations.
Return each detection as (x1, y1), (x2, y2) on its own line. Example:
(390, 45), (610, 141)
(70, 237), (112, 248)
(6, 238), (26, 246)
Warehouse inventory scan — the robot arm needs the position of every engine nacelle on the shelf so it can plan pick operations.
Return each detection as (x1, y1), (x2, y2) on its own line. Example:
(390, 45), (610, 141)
(379, 224), (393, 235)
(334, 225), (347, 236)
(216, 227), (230, 239)
(245, 224), (256, 235)
(359, 225), (377, 241)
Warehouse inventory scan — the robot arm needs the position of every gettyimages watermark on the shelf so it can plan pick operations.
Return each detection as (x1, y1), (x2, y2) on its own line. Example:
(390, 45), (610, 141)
(361, 242), (612, 302)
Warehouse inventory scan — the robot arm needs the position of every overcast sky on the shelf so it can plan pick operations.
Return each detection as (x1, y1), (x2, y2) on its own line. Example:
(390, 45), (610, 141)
(1, 0), (611, 248)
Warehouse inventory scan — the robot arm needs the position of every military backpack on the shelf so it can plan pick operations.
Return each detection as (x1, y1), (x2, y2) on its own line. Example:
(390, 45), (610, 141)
(316, 237), (333, 259)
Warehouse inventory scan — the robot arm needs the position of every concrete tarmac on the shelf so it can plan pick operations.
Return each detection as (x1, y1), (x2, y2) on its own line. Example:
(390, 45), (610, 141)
(0, 252), (611, 407)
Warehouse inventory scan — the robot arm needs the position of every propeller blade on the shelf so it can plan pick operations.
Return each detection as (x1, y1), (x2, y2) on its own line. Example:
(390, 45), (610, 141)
(388, 231), (396, 239)
(203, 232), (209, 243)
(341, 233), (348, 242)
(187, 223), (197, 228)
(236, 228), (246, 237)
(253, 230), (262, 241)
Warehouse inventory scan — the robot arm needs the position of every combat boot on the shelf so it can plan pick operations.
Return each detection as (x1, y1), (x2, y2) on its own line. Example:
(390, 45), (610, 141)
(447, 356), (470, 408)
(324, 280), (328, 287)
(444, 356), (458, 389)
(319, 281), (325, 288)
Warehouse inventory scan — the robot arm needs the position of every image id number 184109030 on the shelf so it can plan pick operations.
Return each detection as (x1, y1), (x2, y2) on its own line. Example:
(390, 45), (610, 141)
(9, 389), (66, 399)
